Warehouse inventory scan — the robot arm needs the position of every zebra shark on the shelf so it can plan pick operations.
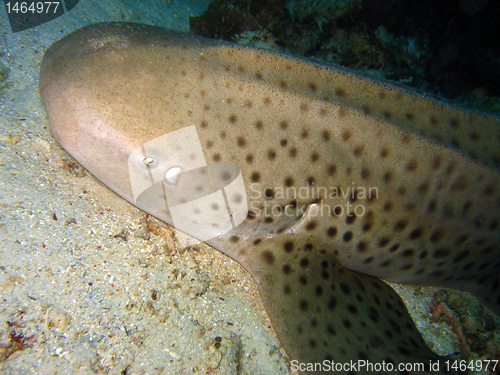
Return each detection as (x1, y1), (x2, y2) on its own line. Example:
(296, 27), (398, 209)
(39, 22), (500, 374)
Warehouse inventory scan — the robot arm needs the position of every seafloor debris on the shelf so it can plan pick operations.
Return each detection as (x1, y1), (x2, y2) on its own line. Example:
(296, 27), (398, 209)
(44, 308), (71, 331)
(430, 289), (500, 372)
(0, 326), (36, 361)
(133, 214), (151, 240)
(62, 154), (86, 177)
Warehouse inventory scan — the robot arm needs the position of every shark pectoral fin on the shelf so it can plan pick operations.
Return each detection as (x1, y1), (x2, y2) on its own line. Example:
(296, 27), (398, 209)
(257, 248), (456, 374)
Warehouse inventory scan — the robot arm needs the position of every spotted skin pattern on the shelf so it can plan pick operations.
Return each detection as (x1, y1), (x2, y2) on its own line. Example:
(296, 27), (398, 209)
(39, 23), (500, 374)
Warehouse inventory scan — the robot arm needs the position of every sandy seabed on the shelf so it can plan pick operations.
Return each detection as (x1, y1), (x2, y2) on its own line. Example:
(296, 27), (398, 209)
(0, 1), (497, 374)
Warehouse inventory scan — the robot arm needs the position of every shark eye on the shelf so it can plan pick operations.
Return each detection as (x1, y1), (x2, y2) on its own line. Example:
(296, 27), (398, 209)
(141, 156), (158, 168)
(165, 166), (182, 186)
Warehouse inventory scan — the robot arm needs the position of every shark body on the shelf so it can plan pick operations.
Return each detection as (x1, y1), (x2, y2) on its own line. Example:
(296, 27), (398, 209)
(39, 22), (500, 374)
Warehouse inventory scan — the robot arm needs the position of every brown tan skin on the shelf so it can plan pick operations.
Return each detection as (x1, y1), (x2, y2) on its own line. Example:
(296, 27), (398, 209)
(40, 22), (500, 374)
